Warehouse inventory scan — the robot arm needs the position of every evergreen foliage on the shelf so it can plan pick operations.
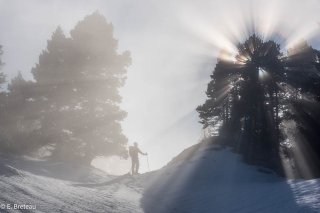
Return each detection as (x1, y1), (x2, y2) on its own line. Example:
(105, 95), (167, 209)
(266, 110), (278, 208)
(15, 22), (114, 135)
(1, 13), (131, 165)
(0, 45), (5, 86)
(198, 35), (320, 177)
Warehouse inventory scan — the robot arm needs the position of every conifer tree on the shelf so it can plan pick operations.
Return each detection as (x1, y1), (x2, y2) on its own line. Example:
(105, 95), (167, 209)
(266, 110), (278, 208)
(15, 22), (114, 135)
(0, 45), (7, 150)
(30, 13), (131, 164)
(198, 35), (320, 177)
(0, 45), (5, 86)
(3, 73), (39, 153)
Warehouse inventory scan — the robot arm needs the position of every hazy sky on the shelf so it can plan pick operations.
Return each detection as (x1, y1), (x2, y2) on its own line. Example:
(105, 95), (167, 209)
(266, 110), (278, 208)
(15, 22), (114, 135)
(1, 0), (320, 173)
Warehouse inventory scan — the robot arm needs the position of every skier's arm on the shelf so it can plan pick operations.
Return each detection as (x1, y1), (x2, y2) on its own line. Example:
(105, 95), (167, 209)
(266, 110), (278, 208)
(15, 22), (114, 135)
(138, 148), (147, 155)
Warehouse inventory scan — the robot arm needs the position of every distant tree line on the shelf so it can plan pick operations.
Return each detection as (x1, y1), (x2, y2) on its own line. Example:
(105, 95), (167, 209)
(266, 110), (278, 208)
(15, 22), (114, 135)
(198, 35), (320, 178)
(0, 12), (131, 165)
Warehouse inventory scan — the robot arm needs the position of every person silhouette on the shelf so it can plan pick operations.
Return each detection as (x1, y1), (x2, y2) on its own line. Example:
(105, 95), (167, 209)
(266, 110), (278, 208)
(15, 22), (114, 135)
(129, 142), (147, 175)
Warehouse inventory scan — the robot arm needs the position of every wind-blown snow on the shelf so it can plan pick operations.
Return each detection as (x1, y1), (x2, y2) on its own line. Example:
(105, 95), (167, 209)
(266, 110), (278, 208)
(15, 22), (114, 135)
(0, 142), (319, 212)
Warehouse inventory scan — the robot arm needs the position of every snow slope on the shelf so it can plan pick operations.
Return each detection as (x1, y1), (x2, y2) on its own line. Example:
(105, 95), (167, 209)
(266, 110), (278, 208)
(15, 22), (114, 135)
(0, 153), (151, 212)
(141, 142), (320, 213)
(0, 141), (320, 213)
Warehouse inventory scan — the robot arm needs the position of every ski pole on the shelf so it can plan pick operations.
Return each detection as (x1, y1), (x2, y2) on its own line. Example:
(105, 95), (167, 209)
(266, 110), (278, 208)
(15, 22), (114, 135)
(146, 154), (150, 171)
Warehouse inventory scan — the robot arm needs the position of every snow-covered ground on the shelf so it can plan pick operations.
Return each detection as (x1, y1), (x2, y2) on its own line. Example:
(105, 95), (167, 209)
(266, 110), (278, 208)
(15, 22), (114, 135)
(0, 154), (151, 212)
(0, 141), (320, 212)
(142, 142), (320, 213)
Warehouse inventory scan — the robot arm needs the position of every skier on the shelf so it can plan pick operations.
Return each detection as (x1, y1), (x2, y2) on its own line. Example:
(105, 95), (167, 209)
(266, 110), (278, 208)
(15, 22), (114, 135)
(129, 142), (147, 175)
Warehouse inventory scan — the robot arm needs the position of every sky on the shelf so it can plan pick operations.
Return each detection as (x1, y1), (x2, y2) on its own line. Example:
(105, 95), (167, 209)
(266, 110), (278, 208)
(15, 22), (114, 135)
(1, 0), (320, 174)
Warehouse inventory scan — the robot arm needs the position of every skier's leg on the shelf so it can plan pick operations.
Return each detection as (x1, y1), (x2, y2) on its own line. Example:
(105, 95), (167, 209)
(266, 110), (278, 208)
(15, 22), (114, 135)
(136, 159), (140, 174)
(131, 158), (135, 175)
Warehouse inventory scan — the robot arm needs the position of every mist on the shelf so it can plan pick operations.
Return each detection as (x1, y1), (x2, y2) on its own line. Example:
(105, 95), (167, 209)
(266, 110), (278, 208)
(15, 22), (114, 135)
(1, 0), (320, 174)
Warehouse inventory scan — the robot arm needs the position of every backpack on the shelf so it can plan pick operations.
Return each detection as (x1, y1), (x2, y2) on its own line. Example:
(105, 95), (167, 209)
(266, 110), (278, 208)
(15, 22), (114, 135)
(129, 146), (135, 157)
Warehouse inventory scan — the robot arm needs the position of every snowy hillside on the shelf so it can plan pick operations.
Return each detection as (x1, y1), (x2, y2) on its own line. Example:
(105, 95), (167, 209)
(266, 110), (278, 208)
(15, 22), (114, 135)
(0, 153), (152, 212)
(1, 141), (320, 212)
(141, 141), (320, 213)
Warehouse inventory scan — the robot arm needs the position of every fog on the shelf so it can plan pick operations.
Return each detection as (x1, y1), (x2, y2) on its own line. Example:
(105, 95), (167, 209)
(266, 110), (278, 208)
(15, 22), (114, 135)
(1, 0), (320, 174)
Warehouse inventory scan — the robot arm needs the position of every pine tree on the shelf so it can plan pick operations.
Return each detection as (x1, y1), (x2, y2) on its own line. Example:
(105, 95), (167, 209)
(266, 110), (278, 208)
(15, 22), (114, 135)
(3, 72), (39, 153)
(0, 45), (5, 86)
(30, 13), (131, 164)
(0, 45), (7, 150)
(283, 42), (320, 177)
(198, 35), (286, 173)
(198, 35), (320, 177)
